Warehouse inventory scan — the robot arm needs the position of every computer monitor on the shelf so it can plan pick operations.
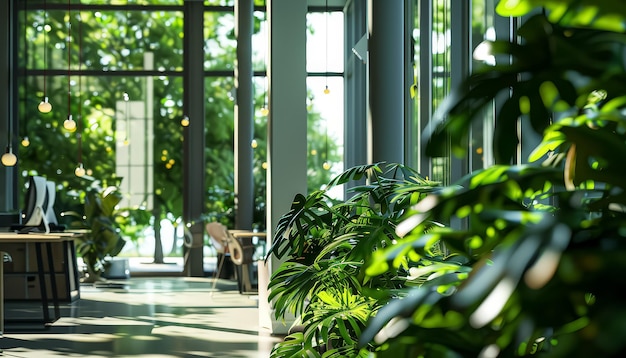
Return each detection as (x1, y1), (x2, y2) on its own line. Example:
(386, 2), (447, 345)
(20, 175), (51, 233)
(45, 180), (59, 227)
(44, 180), (65, 232)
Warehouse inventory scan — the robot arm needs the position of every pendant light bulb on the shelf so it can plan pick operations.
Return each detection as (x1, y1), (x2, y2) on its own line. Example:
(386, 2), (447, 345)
(323, 86), (330, 95)
(181, 115), (190, 127)
(1, 147), (17, 167)
(21, 136), (30, 147)
(38, 97), (52, 113)
(64, 114), (77, 131)
(260, 107), (269, 116)
(323, 161), (331, 170)
(75, 163), (86, 177)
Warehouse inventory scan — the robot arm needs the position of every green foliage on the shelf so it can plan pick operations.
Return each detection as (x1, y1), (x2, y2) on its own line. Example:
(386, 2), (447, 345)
(426, 10), (626, 163)
(116, 206), (153, 247)
(267, 1), (626, 356)
(355, 1), (626, 357)
(267, 163), (443, 357)
(64, 178), (125, 277)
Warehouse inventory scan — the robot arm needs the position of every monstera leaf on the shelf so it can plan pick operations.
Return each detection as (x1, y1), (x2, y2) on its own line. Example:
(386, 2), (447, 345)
(425, 12), (626, 163)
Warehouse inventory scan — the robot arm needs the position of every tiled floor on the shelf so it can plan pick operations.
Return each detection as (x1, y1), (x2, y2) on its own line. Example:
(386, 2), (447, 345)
(1, 274), (284, 357)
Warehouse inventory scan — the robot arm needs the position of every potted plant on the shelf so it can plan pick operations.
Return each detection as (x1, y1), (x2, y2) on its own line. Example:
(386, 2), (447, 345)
(266, 163), (443, 357)
(63, 178), (126, 283)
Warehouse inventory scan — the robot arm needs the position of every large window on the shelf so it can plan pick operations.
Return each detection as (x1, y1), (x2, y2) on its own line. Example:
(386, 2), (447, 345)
(16, 2), (238, 259)
(19, 6), (185, 210)
(15, 0), (342, 259)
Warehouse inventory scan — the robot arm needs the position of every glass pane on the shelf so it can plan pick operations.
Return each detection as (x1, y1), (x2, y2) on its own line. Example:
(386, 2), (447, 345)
(470, 0), (496, 170)
(205, 0), (234, 5)
(205, 12), (236, 71)
(306, 76), (344, 197)
(203, 76), (238, 226)
(252, 75), (268, 230)
(252, 10), (268, 73)
(24, 9), (183, 72)
(306, 11), (344, 73)
(430, 0), (451, 185)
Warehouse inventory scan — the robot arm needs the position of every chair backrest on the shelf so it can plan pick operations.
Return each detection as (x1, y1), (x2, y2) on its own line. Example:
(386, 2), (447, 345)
(227, 236), (256, 266)
(205, 222), (229, 254)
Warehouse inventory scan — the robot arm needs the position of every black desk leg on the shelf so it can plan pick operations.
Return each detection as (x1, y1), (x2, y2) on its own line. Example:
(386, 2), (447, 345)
(66, 240), (80, 299)
(45, 242), (60, 320)
(34, 243), (50, 324)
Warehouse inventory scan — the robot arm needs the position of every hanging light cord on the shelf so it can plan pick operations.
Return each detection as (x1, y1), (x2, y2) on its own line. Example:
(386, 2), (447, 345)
(67, 0), (71, 117)
(324, 0), (329, 93)
(42, 0), (47, 97)
(23, 0), (28, 138)
(77, 7), (83, 165)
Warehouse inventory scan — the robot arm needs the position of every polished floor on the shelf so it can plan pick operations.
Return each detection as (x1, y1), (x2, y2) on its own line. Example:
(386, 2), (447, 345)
(1, 272), (284, 357)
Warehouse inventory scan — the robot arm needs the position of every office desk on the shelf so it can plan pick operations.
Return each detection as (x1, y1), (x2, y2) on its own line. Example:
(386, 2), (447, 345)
(0, 232), (81, 327)
(229, 230), (268, 259)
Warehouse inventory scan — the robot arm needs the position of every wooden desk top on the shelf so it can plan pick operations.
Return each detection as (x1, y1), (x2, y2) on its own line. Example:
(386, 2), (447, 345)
(0, 231), (81, 242)
(229, 230), (267, 238)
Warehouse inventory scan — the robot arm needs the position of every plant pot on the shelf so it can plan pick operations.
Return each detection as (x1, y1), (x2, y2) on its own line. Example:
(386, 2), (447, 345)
(102, 257), (130, 279)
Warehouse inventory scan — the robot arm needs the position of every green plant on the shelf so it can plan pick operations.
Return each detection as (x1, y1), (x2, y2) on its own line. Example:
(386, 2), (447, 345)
(267, 163), (443, 357)
(64, 178), (126, 281)
(266, 1), (626, 356)
(355, 1), (626, 357)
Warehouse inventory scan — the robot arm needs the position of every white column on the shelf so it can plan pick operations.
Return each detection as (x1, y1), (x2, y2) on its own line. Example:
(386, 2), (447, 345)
(262, 0), (308, 335)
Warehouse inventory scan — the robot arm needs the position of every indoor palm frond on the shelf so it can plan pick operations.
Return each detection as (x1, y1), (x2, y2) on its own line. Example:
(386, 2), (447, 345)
(269, 259), (363, 320)
(302, 286), (378, 357)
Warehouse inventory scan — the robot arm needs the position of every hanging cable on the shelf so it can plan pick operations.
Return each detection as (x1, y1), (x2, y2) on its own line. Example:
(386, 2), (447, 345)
(64, 0), (76, 131)
(75, 5), (85, 177)
(22, 0), (30, 147)
(323, 0), (330, 95)
(38, 0), (52, 113)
